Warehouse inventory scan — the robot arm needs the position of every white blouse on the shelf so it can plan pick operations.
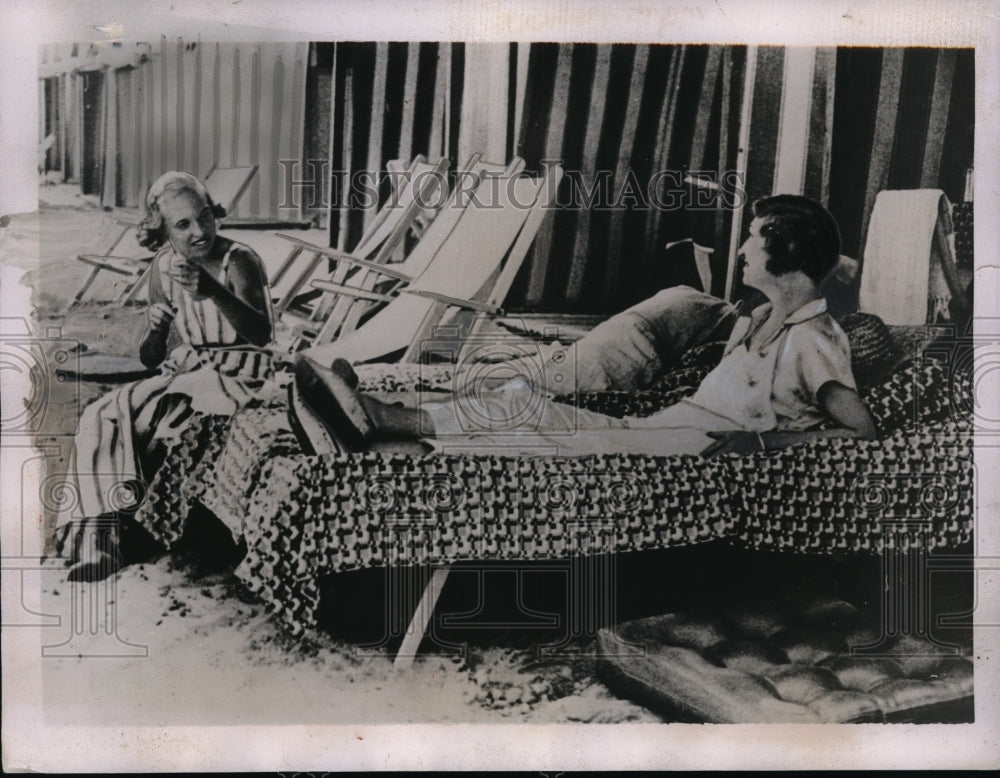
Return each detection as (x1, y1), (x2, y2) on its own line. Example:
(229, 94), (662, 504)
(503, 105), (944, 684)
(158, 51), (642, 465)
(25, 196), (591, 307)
(683, 298), (856, 432)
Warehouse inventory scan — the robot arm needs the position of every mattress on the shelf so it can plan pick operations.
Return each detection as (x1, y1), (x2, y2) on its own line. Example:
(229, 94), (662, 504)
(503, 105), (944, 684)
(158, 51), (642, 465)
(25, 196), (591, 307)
(597, 594), (973, 723)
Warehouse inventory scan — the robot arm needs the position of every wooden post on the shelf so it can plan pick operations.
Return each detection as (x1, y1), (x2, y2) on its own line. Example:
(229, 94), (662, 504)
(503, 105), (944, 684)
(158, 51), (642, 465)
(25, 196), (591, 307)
(920, 49), (956, 190)
(724, 45), (757, 303)
(249, 45), (262, 215)
(394, 568), (451, 668)
(364, 42), (390, 234)
(525, 43), (573, 306)
(859, 48), (905, 257)
(603, 44), (650, 308)
(567, 44), (614, 303)
(398, 42), (420, 162)
(640, 45), (686, 278)
(772, 46), (816, 197)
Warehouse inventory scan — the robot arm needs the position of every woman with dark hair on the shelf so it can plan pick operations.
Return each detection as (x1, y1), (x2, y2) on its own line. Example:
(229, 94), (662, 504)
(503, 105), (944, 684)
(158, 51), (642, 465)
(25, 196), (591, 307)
(58, 171), (276, 581)
(295, 194), (877, 458)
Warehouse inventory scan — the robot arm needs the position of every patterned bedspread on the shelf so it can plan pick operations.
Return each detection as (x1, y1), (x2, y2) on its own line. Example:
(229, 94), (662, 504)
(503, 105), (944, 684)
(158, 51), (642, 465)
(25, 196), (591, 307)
(132, 348), (975, 635)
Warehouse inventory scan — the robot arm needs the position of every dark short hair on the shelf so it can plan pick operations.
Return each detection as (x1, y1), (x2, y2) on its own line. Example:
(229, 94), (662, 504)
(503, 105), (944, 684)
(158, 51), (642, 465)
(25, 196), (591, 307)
(752, 195), (842, 281)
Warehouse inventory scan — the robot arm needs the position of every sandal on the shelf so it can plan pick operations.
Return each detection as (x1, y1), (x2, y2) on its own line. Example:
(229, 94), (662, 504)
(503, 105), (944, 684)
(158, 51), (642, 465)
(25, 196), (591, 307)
(293, 355), (374, 451)
(67, 551), (121, 583)
(287, 383), (346, 456)
(66, 521), (122, 582)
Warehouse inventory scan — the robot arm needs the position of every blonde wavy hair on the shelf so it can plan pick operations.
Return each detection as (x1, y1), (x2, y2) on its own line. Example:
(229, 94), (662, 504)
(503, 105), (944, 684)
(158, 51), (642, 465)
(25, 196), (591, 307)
(136, 171), (227, 251)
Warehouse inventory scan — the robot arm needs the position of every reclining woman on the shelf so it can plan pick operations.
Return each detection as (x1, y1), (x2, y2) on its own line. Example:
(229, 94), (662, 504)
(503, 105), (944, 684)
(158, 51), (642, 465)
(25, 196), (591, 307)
(296, 194), (877, 458)
(59, 171), (276, 581)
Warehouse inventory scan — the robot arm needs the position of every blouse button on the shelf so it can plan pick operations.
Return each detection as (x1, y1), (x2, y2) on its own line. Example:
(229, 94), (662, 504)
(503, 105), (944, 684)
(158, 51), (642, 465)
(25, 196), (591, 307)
(747, 376), (758, 387)
(749, 409), (763, 419)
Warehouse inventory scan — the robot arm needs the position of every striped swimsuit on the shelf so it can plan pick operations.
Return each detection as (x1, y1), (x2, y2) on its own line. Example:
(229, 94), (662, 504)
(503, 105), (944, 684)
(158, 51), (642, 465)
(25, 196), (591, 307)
(57, 241), (276, 534)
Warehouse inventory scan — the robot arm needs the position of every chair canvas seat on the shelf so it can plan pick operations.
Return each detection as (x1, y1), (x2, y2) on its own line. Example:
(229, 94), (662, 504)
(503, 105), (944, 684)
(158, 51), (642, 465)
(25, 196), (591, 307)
(271, 155), (451, 349)
(272, 154), (530, 351)
(300, 163), (564, 366)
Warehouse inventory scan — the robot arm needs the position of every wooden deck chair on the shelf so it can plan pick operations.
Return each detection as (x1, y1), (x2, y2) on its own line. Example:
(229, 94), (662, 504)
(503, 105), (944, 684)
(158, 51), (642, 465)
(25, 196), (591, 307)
(69, 164), (259, 307)
(275, 154), (525, 350)
(300, 163), (564, 367)
(200, 163), (259, 218)
(273, 155), (450, 337)
(307, 155), (525, 346)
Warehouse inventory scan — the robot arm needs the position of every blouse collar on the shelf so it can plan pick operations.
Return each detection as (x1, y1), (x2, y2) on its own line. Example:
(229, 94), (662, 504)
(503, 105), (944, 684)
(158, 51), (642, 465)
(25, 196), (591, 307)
(732, 297), (829, 353)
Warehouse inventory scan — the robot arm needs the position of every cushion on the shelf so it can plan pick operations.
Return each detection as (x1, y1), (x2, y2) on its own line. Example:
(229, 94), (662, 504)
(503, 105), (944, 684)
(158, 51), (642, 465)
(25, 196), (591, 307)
(565, 286), (737, 392)
(597, 593), (973, 723)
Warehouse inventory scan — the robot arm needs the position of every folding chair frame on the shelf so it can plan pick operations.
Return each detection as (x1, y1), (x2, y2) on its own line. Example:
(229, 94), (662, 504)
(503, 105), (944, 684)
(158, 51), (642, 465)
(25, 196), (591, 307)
(273, 155), (450, 348)
(297, 161), (563, 367)
(404, 163), (565, 364)
(277, 154), (523, 350)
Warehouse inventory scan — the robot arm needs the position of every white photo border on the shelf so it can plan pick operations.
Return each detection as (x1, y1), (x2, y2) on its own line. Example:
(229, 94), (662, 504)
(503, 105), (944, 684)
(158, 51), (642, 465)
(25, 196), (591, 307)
(2, 0), (998, 771)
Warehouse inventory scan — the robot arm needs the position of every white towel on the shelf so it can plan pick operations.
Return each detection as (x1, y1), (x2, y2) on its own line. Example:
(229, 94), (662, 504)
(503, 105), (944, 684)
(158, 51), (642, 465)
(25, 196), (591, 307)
(859, 189), (957, 325)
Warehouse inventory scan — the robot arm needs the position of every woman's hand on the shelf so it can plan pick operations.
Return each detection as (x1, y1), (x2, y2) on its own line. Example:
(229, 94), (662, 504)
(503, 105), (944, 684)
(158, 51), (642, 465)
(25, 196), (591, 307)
(700, 430), (765, 459)
(140, 301), (174, 368)
(147, 302), (175, 332)
(699, 384), (878, 459)
(166, 255), (208, 298)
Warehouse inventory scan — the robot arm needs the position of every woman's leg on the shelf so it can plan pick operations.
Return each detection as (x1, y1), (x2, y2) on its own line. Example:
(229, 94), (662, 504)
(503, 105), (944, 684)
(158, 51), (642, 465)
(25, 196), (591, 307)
(57, 375), (177, 579)
(359, 394), (434, 439)
(418, 397), (742, 457)
(299, 356), (727, 456)
(364, 377), (629, 440)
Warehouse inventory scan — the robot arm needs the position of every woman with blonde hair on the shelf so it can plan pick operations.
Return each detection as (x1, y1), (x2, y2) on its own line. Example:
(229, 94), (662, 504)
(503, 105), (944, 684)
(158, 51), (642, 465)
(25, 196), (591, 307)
(59, 171), (276, 581)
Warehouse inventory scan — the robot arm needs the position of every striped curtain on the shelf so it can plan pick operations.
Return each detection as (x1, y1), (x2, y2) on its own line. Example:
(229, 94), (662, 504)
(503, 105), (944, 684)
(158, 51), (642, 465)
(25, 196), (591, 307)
(328, 42), (460, 251)
(326, 42), (747, 313)
(740, 46), (974, 265)
(504, 44), (974, 309)
(47, 42), (970, 312)
(827, 47), (974, 261)
(508, 44), (746, 312)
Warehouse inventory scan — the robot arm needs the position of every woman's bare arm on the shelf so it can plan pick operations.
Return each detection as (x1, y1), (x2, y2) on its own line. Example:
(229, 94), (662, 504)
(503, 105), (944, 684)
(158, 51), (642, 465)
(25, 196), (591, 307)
(701, 381), (877, 458)
(139, 258), (173, 367)
(210, 247), (272, 345)
(184, 245), (273, 346)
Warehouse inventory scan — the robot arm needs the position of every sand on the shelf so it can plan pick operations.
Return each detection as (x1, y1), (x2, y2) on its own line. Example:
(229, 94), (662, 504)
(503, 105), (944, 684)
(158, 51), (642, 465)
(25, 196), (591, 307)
(3, 188), (657, 725)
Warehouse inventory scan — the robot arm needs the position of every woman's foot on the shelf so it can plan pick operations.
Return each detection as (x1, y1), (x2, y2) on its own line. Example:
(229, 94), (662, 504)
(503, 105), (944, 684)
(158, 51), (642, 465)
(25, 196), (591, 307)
(294, 355), (374, 451)
(66, 522), (122, 582)
(292, 355), (437, 449)
(67, 551), (121, 582)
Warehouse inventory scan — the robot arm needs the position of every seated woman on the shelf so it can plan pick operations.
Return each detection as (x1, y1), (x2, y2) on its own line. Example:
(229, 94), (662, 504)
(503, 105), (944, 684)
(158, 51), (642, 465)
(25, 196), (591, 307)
(295, 194), (877, 457)
(58, 171), (276, 581)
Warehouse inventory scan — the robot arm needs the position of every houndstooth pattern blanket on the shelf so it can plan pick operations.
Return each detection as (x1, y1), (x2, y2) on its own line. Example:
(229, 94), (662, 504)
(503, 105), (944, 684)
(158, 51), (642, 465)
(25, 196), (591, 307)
(134, 352), (975, 635)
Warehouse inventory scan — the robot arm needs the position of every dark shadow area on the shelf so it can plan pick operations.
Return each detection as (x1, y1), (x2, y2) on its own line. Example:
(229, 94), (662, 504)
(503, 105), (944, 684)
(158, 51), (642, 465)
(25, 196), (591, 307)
(315, 541), (974, 660)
